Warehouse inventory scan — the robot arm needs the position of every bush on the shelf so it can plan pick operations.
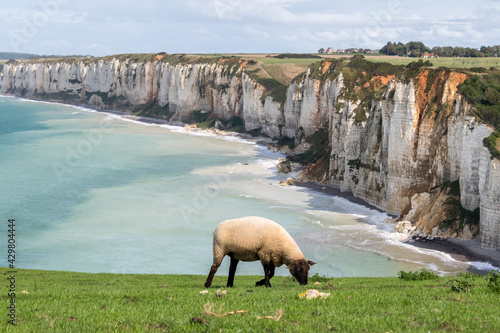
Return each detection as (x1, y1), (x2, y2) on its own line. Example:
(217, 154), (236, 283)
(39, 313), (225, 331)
(487, 270), (500, 293)
(255, 78), (287, 105)
(469, 67), (488, 73)
(309, 273), (330, 283)
(458, 73), (500, 157)
(448, 278), (472, 293)
(398, 269), (439, 281)
(273, 53), (322, 59)
(404, 59), (433, 80)
(346, 55), (403, 77)
(484, 130), (500, 159)
(5, 59), (18, 65)
(227, 116), (246, 133)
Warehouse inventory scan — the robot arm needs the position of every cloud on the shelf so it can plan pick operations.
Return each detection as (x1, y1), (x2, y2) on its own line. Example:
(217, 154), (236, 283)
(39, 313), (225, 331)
(242, 26), (270, 39)
(279, 34), (298, 42)
(41, 39), (71, 47)
(1, 0), (499, 55)
(195, 28), (212, 35)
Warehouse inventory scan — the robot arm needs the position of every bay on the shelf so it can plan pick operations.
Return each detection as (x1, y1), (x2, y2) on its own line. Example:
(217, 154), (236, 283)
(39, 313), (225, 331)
(0, 96), (485, 277)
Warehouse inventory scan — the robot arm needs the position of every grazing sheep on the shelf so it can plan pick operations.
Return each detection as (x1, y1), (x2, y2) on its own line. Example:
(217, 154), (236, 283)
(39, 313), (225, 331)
(204, 216), (316, 288)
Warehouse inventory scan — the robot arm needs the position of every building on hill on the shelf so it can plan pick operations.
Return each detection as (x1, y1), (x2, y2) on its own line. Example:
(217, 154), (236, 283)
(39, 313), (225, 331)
(423, 52), (436, 58)
(326, 47), (334, 54)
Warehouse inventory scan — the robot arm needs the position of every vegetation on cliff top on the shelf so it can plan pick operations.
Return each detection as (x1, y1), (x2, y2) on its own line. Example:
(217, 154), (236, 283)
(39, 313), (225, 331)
(4, 267), (500, 332)
(458, 72), (500, 158)
(272, 53), (322, 59)
(23, 53), (245, 69)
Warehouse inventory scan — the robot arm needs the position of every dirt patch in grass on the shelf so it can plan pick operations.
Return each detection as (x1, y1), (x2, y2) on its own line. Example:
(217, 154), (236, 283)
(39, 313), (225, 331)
(321, 61), (332, 74)
(154, 54), (165, 61)
(363, 75), (394, 90)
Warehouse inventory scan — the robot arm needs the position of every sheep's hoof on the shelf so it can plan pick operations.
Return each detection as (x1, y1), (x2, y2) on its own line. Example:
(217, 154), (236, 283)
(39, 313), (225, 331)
(255, 280), (271, 287)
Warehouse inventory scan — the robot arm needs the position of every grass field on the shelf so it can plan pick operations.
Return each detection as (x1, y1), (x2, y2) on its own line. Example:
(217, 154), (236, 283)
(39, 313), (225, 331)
(364, 55), (500, 69)
(202, 53), (500, 70)
(3, 268), (499, 332)
(199, 54), (500, 85)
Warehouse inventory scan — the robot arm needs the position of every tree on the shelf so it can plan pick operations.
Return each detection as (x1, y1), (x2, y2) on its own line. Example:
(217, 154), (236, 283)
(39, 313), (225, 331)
(432, 46), (443, 56)
(318, 48), (325, 54)
(405, 41), (430, 57)
(380, 42), (404, 56)
(480, 46), (495, 57)
(453, 47), (465, 57)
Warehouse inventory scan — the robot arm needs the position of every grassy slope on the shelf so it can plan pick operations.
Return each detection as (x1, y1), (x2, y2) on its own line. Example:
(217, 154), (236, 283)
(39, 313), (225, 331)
(3, 268), (499, 332)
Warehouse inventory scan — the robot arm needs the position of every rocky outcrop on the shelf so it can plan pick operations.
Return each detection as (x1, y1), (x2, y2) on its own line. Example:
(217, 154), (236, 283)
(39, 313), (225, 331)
(1, 57), (499, 249)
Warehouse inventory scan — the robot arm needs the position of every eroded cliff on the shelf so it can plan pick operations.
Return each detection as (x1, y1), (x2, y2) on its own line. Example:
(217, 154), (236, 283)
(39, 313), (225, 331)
(1, 55), (498, 249)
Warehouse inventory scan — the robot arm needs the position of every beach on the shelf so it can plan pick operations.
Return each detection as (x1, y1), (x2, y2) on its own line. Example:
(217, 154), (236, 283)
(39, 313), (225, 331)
(410, 237), (500, 275)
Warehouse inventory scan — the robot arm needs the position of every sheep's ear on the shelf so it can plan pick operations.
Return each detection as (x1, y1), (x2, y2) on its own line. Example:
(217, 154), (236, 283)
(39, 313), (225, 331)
(308, 260), (317, 266)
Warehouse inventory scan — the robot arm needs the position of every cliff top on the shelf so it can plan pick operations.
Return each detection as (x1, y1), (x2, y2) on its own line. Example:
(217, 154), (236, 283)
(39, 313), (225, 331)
(3, 53), (499, 158)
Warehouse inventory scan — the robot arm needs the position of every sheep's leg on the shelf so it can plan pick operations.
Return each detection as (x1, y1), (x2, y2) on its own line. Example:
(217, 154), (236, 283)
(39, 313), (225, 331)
(268, 263), (275, 280)
(256, 262), (275, 288)
(204, 264), (220, 288)
(263, 262), (275, 287)
(227, 257), (239, 287)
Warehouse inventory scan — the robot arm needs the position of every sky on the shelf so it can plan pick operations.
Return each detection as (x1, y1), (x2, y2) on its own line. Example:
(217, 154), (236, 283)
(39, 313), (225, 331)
(1, 0), (499, 56)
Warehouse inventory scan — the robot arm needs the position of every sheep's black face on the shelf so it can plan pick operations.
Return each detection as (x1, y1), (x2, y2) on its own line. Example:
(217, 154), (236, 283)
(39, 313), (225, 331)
(288, 260), (316, 285)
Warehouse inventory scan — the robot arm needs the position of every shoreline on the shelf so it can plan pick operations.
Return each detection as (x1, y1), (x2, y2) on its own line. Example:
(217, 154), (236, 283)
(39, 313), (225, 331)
(297, 181), (391, 215)
(409, 237), (500, 275)
(294, 183), (500, 276)
(3, 94), (499, 275)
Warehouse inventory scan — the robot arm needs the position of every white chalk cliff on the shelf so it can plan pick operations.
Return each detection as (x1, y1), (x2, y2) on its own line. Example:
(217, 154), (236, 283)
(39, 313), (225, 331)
(1, 57), (499, 249)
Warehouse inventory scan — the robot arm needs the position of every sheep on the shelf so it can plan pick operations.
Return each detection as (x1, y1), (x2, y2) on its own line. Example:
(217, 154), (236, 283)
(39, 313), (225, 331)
(204, 216), (316, 288)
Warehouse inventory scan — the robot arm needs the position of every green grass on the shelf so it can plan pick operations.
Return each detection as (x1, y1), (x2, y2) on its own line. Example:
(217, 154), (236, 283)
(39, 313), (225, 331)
(368, 56), (500, 69)
(458, 72), (500, 158)
(3, 268), (500, 332)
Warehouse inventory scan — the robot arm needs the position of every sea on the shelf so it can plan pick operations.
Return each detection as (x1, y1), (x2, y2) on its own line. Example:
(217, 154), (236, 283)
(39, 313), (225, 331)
(0, 95), (495, 277)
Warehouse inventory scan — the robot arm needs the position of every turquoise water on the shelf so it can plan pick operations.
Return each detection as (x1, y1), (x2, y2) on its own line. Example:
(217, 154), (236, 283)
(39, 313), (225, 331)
(0, 96), (484, 277)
